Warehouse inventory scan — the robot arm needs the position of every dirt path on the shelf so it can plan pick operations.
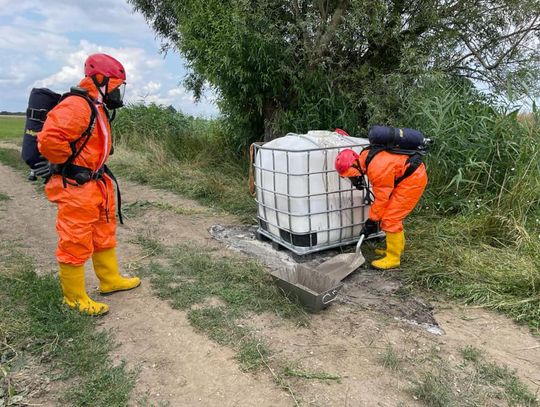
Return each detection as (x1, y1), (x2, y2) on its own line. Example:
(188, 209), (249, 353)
(1, 161), (539, 406)
(0, 163), (290, 406)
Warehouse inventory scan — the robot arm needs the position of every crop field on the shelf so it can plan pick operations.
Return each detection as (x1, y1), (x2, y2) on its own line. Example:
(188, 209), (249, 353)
(0, 115), (25, 140)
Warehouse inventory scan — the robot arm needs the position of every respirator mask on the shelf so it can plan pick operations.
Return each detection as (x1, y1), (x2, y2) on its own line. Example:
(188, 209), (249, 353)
(348, 175), (367, 191)
(103, 82), (125, 110)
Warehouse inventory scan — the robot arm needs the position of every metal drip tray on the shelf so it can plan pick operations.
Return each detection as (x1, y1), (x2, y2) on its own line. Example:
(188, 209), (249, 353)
(271, 265), (343, 312)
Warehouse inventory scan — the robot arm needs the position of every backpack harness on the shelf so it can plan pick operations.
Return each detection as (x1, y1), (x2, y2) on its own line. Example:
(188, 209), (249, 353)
(27, 87), (123, 224)
(352, 145), (425, 204)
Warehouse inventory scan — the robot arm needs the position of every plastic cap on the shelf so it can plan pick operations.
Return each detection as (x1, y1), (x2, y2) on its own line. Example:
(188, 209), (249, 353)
(335, 128), (350, 136)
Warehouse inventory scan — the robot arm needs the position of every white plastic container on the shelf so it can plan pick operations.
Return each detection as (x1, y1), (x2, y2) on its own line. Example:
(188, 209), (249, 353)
(254, 130), (372, 254)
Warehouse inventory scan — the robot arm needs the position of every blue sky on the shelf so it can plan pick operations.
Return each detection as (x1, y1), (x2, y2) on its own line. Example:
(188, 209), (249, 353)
(0, 0), (219, 116)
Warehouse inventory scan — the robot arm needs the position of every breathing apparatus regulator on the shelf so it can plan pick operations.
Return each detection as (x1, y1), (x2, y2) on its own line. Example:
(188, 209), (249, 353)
(92, 76), (126, 110)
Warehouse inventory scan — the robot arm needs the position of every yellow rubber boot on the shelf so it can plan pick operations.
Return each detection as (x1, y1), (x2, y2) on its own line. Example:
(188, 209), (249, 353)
(59, 263), (109, 315)
(371, 231), (404, 270)
(92, 248), (141, 295)
(374, 231), (405, 256)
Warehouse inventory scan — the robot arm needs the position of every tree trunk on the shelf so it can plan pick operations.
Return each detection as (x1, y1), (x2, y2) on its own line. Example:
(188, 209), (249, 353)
(262, 99), (278, 142)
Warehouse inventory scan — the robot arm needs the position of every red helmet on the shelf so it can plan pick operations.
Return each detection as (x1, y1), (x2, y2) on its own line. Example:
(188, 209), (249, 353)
(84, 53), (126, 80)
(335, 149), (359, 176)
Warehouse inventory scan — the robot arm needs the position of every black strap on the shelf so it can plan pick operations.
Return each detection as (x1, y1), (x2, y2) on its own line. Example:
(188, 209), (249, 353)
(363, 145), (423, 187)
(395, 154), (423, 186)
(57, 92), (97, 188)
(26, 108), (48, 123)
(104, 165), (123, 225)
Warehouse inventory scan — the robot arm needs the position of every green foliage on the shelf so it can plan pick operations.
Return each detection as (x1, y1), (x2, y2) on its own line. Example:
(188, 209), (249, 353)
(400, 75), (540, 224)
(405, 215), (540, 329)
(130, 0), (540, 142)
(110, 104), (256, 221)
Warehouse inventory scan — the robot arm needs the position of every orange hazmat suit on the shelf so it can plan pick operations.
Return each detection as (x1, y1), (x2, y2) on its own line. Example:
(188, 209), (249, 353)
(336, 147), (427, 270)
(36, 52), (139, 316)
(357, 149), (427, 233)
(38, 76), (119, 265)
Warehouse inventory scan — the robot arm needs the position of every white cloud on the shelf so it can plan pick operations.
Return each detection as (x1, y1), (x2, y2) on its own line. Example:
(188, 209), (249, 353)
(0, 0), (219, 117)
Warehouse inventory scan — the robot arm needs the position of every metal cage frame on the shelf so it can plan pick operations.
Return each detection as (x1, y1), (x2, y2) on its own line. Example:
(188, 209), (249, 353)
(253, 142), (380, 255)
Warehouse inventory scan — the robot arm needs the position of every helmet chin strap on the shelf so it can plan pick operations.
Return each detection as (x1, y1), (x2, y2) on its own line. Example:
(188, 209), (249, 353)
(91, 75), (108, 103)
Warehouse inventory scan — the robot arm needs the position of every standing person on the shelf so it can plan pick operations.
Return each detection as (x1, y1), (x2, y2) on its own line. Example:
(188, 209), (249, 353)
(335, 140), (428, 270)
(37, 53), (140, 315)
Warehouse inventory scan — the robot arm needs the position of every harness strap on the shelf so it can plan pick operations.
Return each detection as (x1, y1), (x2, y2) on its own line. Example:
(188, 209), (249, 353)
(364, 145), (424, 187)
(104, 165), (123, 225)
(395, 154), (423, 186)
(59, 92), (97, 188)
(51, 164), (123, 225)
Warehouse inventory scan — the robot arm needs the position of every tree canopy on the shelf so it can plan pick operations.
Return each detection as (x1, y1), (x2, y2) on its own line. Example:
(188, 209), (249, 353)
(129, 0), (540, 142)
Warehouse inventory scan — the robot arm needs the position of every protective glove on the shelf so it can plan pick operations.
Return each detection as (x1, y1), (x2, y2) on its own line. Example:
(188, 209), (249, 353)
(32, 160), (53, 179)
(360, 218), (379, 237)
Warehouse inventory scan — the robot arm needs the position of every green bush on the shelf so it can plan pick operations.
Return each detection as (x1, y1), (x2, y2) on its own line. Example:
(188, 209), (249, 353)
(399, 76), (540, 217)
(111, 104), (255, 220)
(394, 76), (540, 248)
(113, 103), (238, 163)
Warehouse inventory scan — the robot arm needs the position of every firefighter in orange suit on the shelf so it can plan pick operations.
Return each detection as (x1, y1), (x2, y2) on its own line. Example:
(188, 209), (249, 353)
(37, 53), (140, 315)
(335, 148), (427, 270)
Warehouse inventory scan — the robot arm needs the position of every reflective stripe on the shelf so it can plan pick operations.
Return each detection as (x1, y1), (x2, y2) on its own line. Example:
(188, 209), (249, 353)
(95, 104), (110, 170)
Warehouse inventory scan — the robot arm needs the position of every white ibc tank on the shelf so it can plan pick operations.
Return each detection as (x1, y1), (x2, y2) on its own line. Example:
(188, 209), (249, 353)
(254, 130), (371, 254)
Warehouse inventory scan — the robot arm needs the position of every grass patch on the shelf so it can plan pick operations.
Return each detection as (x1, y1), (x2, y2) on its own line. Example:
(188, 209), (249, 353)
(109, 147), (255, 223)
(122, 199), (209, 219)
(0, 147), (27, 171)
(404, 215), (540, 330)
(0, 116), (24, 141)
(412, 368), (454, 407)
(378, 344), (402, 372)
(461, 346), (538, 406)
(146, 244), (308, 321)
(0, 192), (10, 201)
(130, 234), (164, 257)
(282, 367), (341, 383)
(0, 242), (135, 406)
(460, 345), (483, 363)
(187, 306), (271, 370)
(136, 241), (308, 370)
(378, 343), (539, 406)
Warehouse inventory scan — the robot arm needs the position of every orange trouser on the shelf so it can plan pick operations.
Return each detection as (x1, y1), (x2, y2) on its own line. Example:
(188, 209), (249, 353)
(46, 175), (116, 265)
(379, 166), (427, 233)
